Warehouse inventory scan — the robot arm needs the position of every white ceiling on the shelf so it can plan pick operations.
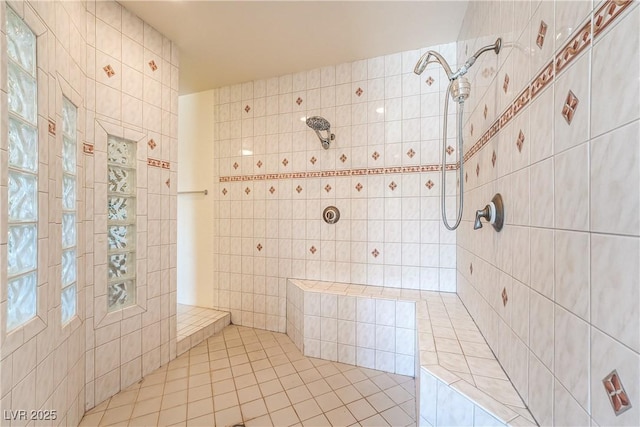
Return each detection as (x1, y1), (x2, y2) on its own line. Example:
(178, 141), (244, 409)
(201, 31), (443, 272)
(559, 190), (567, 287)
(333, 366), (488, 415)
(119, 1), (469, 94)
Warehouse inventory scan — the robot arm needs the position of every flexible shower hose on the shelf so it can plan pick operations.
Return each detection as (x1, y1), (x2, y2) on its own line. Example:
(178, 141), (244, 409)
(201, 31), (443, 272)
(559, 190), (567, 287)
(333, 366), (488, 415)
(440, 80), (465, 231)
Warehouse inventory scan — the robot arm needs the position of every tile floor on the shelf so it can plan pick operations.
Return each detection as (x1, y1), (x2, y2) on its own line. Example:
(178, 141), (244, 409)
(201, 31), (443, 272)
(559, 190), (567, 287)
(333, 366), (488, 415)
(80, 325), (416, 427)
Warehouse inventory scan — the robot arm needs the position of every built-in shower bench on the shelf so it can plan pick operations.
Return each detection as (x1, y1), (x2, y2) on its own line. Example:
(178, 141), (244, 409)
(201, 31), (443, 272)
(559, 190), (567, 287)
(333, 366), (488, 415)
(286, 279), (537, 427)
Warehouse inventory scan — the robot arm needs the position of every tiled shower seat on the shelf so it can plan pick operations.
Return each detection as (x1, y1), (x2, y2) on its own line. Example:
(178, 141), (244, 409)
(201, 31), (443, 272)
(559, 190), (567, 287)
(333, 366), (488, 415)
(286, 279), (537, 426)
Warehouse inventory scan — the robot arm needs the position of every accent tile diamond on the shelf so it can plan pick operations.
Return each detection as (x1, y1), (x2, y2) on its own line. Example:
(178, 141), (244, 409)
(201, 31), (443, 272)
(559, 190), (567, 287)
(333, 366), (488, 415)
(245, 105), (251, 113)
(103, 65), (115, 77)
(406, 148), (415, 158)
(561, 90), (579, 125)
(536, 21), (548, 49)
(269, 186), (276, 194)
(501, 288), (508, 306)
(340, 154), (347, 163)
(222, 188), (227, 196)
(148, 139), (156, 150)
(476, 164), (480, 177)
(470, 263), (473, 275)
(309, 246), (317, 254)
(296, 97), (303, 105)
(516, 130), (525, 152)
(372, 151), (380, 161)
(355, 183), (363, 192)
(233, 162), (239, 170)
(603, 370), (632, 416)
(388, 181), (397, 191)
(165, 178), (170, 188)
(256, 243), (263, 252)
(245, 187), (251, 195)
(503, 74), (510, 93)
(324, 184), (332, 193)
(48, 119), (56, 135)
(282, 158), (289, 167)
(148, 60), (158, 71)
(371, 249), (380, 258)
(426, 76), (434, 86)
(256, 160), (263, 168)
(483, 104), (488, 119)
(355, 87), (363, 97)
(310, 156), (317, 165)
(296, 185), (303, 194)
(446, 146), (454, 155)
(425, 180), (434, 190)
(470, 124), (474, 136)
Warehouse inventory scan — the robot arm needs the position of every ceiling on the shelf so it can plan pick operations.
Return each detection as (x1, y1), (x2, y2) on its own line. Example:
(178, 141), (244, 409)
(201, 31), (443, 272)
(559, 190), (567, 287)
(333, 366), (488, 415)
(119, 1), (469, 94)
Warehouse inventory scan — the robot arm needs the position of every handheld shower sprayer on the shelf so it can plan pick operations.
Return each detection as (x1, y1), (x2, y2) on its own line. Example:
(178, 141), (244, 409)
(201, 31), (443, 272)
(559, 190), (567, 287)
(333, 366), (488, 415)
(306, 116), (334, 149)
(413, 38), (502, 231)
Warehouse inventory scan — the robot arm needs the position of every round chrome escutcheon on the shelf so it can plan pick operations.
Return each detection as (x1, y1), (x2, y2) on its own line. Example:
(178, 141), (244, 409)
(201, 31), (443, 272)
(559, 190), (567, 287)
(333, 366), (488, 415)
(323, 206), (340, 224)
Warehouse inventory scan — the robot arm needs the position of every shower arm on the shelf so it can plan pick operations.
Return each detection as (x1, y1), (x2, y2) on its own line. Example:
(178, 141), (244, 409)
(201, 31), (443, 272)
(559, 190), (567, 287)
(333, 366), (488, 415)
(451, 38), (502, 81)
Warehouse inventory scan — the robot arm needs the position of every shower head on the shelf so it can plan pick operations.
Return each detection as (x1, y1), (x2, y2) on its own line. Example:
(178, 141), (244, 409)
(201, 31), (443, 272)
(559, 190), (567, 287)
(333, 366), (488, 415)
(413, 50), (453, 79)
(306, 116), (334, 149)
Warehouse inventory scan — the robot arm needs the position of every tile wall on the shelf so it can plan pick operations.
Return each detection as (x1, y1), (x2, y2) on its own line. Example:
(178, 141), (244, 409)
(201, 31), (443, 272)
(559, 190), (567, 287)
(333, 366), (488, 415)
(188, 42), (460, 332)
(455, 0), (639, 426)
(0, 0), (179, 423)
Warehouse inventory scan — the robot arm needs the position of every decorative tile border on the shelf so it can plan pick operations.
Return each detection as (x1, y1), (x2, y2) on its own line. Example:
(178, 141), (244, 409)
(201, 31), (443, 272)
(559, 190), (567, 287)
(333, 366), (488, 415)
(463, 0), (632, 164)
(219, 163), (456, 182)
(147, 158), (170, 169)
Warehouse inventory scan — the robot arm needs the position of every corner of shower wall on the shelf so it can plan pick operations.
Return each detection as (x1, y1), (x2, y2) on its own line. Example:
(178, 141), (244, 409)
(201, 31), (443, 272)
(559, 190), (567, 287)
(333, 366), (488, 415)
(207, 42), (463, 334)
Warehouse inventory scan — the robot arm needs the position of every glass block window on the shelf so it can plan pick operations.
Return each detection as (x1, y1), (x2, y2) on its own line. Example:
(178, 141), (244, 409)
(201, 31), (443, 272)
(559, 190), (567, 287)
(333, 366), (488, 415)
(6, 8), (38, 331)
(61, 98), (77, 323)
(107, 136), (136, 311)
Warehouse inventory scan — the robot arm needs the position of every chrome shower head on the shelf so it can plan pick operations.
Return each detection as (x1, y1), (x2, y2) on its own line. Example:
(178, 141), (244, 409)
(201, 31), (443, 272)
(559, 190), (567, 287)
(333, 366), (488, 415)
(306, 116), (334, 149)
(413, 50), (454, 79)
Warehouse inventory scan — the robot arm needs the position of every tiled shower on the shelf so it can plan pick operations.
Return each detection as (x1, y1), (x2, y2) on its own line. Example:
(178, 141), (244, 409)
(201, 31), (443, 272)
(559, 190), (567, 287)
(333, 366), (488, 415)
(1, 0), (638, 426)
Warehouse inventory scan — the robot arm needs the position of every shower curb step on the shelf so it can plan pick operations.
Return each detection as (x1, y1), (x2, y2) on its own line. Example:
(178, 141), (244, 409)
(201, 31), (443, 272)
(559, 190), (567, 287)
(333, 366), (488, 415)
(177, 311), (231, 356)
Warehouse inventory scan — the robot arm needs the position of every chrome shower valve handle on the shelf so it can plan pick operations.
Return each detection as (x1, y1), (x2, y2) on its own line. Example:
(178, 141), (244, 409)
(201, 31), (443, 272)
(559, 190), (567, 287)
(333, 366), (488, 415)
(474, 193), (504, 232)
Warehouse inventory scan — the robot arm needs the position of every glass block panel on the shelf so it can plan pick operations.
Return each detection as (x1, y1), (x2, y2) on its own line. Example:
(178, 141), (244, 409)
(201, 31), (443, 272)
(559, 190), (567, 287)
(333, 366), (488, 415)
(62, 98), (77, 137)
(7, 224), (37, 276)
(8, 117), (38, 171)
(108, 252), (135, 279)
(62, 136), (76, 173)
(108, 225), (135, 250)
(107, 136), (134, 166)
(7, 61), (37, 124)
(61, 249), (77, 287)
(62, 175), (76, 210)
(61, 284), (76, 324)
(108, 281), (134, 309)
(6, 7), (36, 75)
(108, 196), (135, 222)
(62, 213), (76, 248)
(7, 272), (37, 331)
(108, 166), (134, 194)
(8, 170), (37, 221)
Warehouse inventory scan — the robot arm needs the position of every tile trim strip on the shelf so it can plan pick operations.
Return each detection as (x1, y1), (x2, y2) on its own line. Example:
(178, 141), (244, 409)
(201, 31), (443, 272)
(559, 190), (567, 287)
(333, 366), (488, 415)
(148, 158), (170, 169)
(218, 163), (457, 182)
(463, 0), (632, 164)
(83, 143), (94, 154)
